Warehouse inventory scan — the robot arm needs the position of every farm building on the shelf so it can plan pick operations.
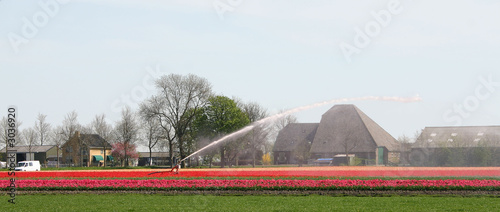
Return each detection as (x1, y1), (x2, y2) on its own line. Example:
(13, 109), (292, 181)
(273, 104), (400, 166)
(0, 145), (61, 167)
(410, 126), (500, 166)
(138, 152), (172, 166)
(273, 123), (319, 165)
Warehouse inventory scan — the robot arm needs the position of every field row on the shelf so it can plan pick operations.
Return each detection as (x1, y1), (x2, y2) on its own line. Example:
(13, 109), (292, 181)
(3, 166), (500, 178)
(2, 179), (500, 191)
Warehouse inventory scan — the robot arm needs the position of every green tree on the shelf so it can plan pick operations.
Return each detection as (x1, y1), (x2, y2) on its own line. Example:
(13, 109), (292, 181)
(193, 96), (250, 168)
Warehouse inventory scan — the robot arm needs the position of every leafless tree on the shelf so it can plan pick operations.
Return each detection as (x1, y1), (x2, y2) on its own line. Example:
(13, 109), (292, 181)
(246, 125), (270, 167)
(22, 128), (38, 161)
(337, 121), (358, 166)
(50, 126), (65, 168)
(1, 117), (22, 160)
(35, 113), (51, 146)
(241, 102), (270, 167)
(140, 96), (176, 167)
(61, 111), (80, 143)
(269, 111), (297, 152)
(271, 112), (297, 138)
(139, 113), (163, 166)
(115, 107), (138, 167)
(90, 114), (114, 167)
(141, 74), (212, 167)
(60, 111), (83, 166)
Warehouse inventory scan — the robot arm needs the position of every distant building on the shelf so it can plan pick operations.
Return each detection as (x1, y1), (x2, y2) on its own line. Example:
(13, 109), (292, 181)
(138, 152), (172, 166)
(0, 145), (61, 167)
(273, 104), (400, 166)
(273, 123), (318, 165)
(61, 131), (112, 167)
(411, 126), (500, 166)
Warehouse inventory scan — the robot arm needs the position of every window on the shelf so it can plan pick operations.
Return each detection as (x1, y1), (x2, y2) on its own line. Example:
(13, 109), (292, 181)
(477, 132), (484, 136)
(430, 133), (437, 137)
(100, 150), (104, 154)
(448, 139), (454, 142)
(451, 133), (458, 137)
(66, 146), (73, 153)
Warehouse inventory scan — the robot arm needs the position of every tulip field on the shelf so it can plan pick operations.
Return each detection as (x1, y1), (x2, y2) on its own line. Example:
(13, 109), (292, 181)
(2, 166), (500, 192)
(2, 166), (500, 211)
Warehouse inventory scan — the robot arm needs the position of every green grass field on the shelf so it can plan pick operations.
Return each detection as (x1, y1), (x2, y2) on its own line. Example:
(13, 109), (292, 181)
(1, 194), (499, 211)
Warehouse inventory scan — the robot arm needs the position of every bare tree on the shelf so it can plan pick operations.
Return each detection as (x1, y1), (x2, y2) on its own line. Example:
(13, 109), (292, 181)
(246, 125), (270, 167)
(396, 134), (412, 165)
(115, 107), (138, 167)
(269, 111), (297, 153)
(241, 102), (270, 167)
(22, 128), (38, 161)
(139, 114), (163, 166)
(273, 112), (298, 135)
(50, 126), (65, 168)
(90, 114), (114, 167)
(61, 111), (80, 142)
(338, 122), (358, 166)
(142, 74), (212, 167)
(60, 111), (82, 166)
(140, 96), (176, 167)
(35, 113), (51, 146)
(1, 117), (22, 160)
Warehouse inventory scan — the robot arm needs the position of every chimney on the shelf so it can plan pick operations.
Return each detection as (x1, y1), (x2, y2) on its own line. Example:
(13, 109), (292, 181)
(75, 131), (80, 138)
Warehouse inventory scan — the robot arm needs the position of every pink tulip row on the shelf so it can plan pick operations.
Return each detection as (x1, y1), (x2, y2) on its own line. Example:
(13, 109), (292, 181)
(2, 179), (499, 190)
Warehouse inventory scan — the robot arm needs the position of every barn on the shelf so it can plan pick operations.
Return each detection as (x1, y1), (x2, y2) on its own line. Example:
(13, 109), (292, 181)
(410, 126), (500, 166)
(273, 104), (400, 166)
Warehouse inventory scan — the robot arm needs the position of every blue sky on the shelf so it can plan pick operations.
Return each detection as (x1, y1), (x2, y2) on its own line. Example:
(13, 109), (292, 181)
(1, 0), (500, 146)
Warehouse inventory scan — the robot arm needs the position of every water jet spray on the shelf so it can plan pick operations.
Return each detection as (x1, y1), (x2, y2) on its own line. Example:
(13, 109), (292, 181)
(148, 95), (421, 175)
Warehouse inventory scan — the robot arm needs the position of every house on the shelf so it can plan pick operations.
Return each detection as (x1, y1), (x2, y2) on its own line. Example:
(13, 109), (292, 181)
(273, 104), (400, 166)
(273, 123), (318, 165)
(61, 131), (112, 167)
(410, 126), (500, 166)
(0, 145), (61, 167)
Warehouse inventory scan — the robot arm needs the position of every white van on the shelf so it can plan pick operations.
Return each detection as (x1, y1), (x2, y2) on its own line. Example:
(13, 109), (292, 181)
(15, 161), (41, 171)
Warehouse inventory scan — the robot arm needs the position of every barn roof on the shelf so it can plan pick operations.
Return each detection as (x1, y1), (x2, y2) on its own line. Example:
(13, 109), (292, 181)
(0, 145), (57, 153)
(309, 104), (398, 154)
(414, 126), (500, 148)
(273, 123), (319, 152)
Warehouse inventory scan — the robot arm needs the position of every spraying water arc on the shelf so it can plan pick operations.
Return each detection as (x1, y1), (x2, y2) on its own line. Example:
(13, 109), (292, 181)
(179, 95), (422, 164)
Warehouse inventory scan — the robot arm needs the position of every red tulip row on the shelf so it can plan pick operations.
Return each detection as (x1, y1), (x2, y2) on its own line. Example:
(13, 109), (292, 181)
(2, 179), (499, 191)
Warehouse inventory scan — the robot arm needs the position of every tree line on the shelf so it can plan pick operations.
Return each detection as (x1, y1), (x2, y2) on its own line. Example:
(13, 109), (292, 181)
(1, 74), (297, 167)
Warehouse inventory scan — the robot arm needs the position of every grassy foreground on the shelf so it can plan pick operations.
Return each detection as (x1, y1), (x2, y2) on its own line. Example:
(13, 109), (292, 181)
(1, 194), (499, 211)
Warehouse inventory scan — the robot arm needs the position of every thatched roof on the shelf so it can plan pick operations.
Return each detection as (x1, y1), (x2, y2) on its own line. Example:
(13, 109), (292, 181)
(309, 104), (398, 154)
(273, 123), (319, 152)
(414, 126), (500, 148)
